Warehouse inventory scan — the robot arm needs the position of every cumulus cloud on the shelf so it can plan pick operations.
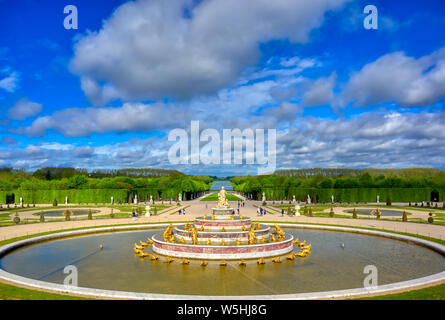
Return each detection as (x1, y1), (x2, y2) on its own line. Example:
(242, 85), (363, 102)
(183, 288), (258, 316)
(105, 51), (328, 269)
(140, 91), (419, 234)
(302, 72), (336, 107)
(4, 109), (445, 173)
(19, 102), (190, 137)
(7, 99), (42, 120)
(0, 70), (19, 92)
(70, 0), (349, 104)
(337, 48), (445, 108)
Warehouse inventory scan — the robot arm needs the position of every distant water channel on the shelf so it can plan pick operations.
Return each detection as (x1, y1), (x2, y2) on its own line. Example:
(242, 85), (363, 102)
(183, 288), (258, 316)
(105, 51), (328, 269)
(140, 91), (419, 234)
(210, 180), (233, 191)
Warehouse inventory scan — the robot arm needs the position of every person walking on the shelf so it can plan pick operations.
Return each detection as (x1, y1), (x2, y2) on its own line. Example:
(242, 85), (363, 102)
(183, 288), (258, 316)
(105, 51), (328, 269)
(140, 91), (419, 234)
(178, 209), (182, 215)
(281, 208), (284, 217)
(183, 208), (186, 215)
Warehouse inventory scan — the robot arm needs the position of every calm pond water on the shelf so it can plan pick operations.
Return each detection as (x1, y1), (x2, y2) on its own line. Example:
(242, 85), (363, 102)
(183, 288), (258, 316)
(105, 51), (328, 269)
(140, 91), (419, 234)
(345, 209), (406, 216)
(34, 210), (99, 217)
(1, 228), (443, 296)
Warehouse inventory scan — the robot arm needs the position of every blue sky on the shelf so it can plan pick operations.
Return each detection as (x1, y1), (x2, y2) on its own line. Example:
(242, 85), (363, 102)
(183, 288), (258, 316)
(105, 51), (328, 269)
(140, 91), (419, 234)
(0, 0), (444, 176)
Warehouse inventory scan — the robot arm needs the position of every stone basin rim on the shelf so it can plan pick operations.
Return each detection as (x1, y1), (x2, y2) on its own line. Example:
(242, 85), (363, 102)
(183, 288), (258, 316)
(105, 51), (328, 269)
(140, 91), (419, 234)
(0, 223), (444, 300)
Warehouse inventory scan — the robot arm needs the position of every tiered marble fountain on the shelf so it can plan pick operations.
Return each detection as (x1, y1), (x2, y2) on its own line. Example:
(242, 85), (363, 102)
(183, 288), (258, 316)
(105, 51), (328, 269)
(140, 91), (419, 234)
(151, 187), (294, 260)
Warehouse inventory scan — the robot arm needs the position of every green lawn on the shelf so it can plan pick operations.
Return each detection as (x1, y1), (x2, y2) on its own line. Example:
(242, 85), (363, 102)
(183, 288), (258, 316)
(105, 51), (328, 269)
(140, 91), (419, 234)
(356, 283), (445, 300)
(0, 282), (92, 300)
(200, 193), (242, 201)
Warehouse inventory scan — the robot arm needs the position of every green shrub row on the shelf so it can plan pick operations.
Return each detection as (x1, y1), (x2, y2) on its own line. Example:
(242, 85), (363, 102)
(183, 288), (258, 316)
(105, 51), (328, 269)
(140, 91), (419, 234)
(259, 187), (445, 202)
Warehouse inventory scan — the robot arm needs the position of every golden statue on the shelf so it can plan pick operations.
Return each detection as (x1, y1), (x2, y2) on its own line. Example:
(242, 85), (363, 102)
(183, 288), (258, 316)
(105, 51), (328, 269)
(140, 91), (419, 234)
(190, 226), (198, 244)
(200, 260), (208, 266)
(217, 187), (230, 208)
(206, 239), (211, 245)
(248, 227), (256, 244)
(221, 227), (226, 232)
(221, 239), (226, 246)
(272, 257), (281, 263)
(163, 225), (173, 242)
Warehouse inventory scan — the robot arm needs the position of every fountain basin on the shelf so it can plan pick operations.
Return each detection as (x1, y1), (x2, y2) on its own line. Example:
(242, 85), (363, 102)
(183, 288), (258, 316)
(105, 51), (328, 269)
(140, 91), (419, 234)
(152, 233), (293, 259)
(173, 225), (271, 244)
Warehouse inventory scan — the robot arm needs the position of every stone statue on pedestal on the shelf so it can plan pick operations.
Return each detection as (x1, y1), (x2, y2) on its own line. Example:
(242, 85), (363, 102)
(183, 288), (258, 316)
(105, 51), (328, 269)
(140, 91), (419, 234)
(307, 194), (311, 204)
(217, 187), (230, 208)
(294, 205), (300, 216)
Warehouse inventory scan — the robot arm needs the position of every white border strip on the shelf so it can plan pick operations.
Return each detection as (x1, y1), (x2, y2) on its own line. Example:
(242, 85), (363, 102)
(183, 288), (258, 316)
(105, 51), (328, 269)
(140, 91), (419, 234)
(0, 223), (444, 300)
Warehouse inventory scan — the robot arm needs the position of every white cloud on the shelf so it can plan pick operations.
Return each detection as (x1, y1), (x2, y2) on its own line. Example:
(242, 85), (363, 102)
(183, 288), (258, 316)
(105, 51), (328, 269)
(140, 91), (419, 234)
(0, 71), (19, 92)
(337, 48), (445, 108)
(20, 102), (190, 137)
(302, 72), (336, 107)
(70, 0), (350, 104)
(7, 98), (42, 120)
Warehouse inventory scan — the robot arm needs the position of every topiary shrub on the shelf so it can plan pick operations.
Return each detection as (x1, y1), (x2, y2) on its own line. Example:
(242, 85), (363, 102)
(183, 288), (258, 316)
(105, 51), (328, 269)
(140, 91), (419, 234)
(110, 209), (114, 218)
(352, 208), (357, 219)
(262, 201), (267, 206)
(287, 206), (291, 215)
(329, 207), (334, 218)
(428, 213), (434, 224)
(386, 197), (391, 206)
(402, 210), (408, 222)
(13, 213), (20, 225)
(303, 206), (307, 215)
(308, 207), (313, 217)
(53, 198), (58, 207)
(63, 209), (72, 221)
(40, 211), (45, 223)
(88, 209), (92, 220)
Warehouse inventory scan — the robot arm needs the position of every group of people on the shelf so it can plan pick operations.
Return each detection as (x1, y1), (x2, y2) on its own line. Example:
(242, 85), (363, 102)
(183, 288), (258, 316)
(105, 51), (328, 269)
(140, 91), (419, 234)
(237, 201), (246, 208)
(257, 207), (267, 216)
(178, 208), (186, 215)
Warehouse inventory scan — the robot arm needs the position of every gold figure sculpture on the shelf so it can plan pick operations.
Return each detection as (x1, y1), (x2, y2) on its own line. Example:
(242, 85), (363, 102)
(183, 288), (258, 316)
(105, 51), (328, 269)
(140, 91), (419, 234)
(272, 257), (281, 263)
(248, 227), (257, 244)
(220, 260), (227, 266)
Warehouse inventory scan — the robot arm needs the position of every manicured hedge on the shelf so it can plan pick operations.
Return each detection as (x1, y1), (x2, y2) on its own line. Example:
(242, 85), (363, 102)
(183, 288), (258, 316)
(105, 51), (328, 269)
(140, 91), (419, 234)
(262, 187), (445, 202)
(11, 189), (129, 204)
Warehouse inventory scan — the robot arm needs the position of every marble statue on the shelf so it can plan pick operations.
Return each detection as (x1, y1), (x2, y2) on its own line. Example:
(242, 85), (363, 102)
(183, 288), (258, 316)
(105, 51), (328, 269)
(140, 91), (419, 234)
(111, 196), (114, 204)
(145, 205), (151, 217)
(292, 195), (296, 203)
(331, 195), (334, 203)
(150, 195), (153, 204)
(178, 193), (182, 202)
(262, 192), (266, 202)
(65, 196), (68, 205)
(217, 187), (230, 208)
(307, 194), (311, 204)
(19, 197), (23, 206)
(377, 195), (380, 204)
(134, 195), (138, 204)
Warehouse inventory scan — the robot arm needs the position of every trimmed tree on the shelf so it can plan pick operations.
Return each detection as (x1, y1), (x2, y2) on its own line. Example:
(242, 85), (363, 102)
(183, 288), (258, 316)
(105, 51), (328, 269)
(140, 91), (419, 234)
(53, 198), (58, 207)
(352, 208), (357, 219)
(63, 209), (72, 221)
(402, 210), (408, 222)
(428, 213), (434, 224)
(308, 207), (313, 217)
(386, 197), (391, 206)
(40, 211), (45, 223)
(329, 207), (334, 218)
(110, 208), (114, 218)
(88, 209), (93, 220)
